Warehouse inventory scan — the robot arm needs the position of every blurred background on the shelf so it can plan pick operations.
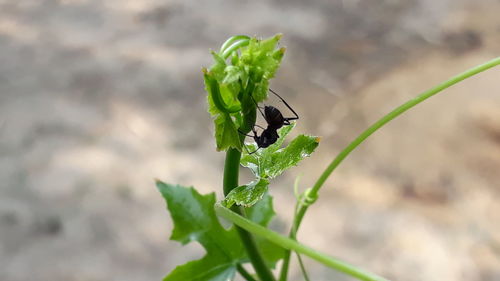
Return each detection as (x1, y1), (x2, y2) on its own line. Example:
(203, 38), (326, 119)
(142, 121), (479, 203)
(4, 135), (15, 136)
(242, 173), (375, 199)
(1, 0), (499, 280)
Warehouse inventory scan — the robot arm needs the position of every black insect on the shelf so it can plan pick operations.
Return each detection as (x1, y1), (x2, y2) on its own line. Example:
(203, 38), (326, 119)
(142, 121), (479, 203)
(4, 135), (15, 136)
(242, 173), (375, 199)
(240, 89), (299, 154)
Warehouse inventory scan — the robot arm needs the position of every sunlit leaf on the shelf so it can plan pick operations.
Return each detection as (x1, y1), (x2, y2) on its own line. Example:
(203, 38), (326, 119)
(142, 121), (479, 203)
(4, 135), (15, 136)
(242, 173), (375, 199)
(241, 124), (319, 179)
(222, 65), (242, 84)
(240, 123), (295, 172)
(223, 178), (269, 208)
(156, 182), (285, 279)
(163, 256), (236, 281)
(156, 181), (244, 281)
(264, 134), (319, 178)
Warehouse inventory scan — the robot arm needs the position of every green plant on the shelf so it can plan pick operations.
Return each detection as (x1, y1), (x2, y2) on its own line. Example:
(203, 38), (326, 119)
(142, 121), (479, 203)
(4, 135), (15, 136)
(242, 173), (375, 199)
(156, 34), (500, 281)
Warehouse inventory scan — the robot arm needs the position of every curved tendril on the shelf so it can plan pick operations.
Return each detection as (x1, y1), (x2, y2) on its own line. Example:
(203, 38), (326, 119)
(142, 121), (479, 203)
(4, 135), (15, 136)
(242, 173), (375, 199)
(222, 39), (250, 59)
(220, 35), (250, 54)
(215, 203), (390, 281)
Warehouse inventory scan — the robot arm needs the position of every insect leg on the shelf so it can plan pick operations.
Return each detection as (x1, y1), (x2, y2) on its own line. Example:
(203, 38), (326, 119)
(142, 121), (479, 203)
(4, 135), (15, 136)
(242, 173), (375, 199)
(238, 129), (254, 137)
(239, 128), (261, 155)
(254, 124), (265, 130)
(248, 146), (261, 155)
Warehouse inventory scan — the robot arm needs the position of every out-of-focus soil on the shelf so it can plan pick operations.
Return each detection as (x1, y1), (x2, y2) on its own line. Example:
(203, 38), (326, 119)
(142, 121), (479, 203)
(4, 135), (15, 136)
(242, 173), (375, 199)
(0, 0), (499, 280)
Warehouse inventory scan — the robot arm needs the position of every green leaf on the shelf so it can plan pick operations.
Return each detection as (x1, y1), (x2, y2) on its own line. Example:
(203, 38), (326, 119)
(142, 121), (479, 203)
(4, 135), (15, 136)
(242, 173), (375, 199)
(223, 178), (269, 208)
(241, 124), (320, 178)
(214, 114), (242, 151)
(252, 80), (269, 103)
(156, 181), (285, 278)
(262, 122), (295, 154)
(219, 83), (241, 110)
(204, 70), (242, 151)
(204, 70), (241, 115)
(264, 134), (320, 178)
(163, 256), (236, 281)
(240, 143), (260, 175)
(156, 181), (243, 281)
(240, 124), (295, 175)
(222, 65), (242, 84)
(209, 51), (228, 81)
(208, 53), (241, 112)
(246, 193), (275, 226)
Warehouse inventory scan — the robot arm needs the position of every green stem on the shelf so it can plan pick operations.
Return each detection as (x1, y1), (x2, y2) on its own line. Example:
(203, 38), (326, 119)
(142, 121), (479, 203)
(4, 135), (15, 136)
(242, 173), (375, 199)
(215, 203), (389, 281)
(204, 72), (241, 114)
(279, 200), (304, 281)
(296, 251), (311, 281)
(311, 56), (500, 199)
(280, 56), (500, 279)
(223, 148), (242, 195)
(224, 148), (275, 281)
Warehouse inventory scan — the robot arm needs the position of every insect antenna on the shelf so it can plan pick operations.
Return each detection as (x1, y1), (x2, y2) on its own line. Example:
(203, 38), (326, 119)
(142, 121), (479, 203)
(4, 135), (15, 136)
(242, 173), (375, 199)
(250, 95), (266, 120)
(269, 88), (299, 120)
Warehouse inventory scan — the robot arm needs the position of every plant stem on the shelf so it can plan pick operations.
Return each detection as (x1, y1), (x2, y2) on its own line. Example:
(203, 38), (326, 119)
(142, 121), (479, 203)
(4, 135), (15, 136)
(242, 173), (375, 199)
(279, 56), (500, 279)
(223, 148), (242, 195)
(237, 264), (258, 281)
(279, 204), (310, 279)
(278, 200), (300, 281)
(296, 251), (311, 281)
(311, 56), (500, 200)
(224, 148), (275, 281)
(216, 203), (389, 281)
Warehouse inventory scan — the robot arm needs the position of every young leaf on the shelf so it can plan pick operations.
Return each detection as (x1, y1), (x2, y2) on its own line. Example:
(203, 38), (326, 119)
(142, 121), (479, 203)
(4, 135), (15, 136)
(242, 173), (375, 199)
(261, 122), (295, 154)
(239, 142), (260, 175)
(237, 34), (284, 103)
(223, 178), (269, 208)
(240, 124), (296, 175)
(240, 124), (318, 179)
(222, 65), (242, 84)
(263, 134), (320, 178)
(209, 51), (228, 81)
(214, 113), (242, 151)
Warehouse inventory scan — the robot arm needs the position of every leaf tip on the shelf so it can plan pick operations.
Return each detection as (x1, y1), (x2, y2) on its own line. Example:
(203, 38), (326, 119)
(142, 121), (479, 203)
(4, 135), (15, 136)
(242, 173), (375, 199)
(221, 198), (234, 208)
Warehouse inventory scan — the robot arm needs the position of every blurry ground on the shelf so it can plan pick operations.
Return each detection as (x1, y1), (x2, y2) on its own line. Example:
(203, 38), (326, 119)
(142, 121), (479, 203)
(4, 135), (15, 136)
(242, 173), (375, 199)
(1, 0), (500, 280)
